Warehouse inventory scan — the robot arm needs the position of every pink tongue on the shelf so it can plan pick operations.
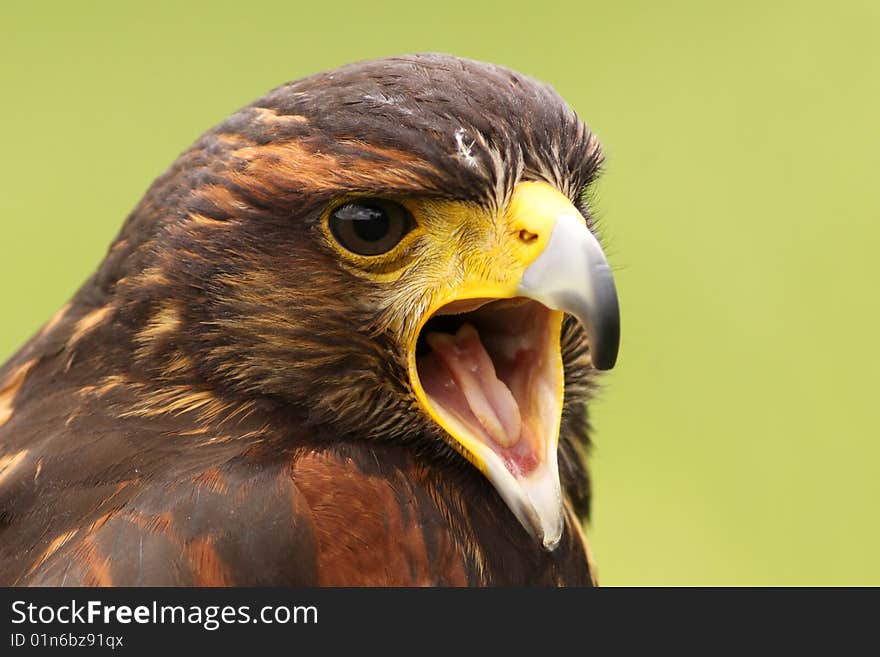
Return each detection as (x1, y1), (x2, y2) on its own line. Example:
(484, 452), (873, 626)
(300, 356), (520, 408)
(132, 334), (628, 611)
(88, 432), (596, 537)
(425, 323), (522, 448)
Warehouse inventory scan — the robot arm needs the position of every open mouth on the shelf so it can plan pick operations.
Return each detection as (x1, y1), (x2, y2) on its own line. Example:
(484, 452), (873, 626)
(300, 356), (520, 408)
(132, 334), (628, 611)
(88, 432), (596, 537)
(402, 181), (620, 549)
(413, 298), (565, 481)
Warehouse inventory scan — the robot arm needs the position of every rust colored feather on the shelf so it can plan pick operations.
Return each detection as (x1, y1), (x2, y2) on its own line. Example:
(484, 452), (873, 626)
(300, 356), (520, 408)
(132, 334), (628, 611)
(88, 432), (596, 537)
(0, 54), (602, 586)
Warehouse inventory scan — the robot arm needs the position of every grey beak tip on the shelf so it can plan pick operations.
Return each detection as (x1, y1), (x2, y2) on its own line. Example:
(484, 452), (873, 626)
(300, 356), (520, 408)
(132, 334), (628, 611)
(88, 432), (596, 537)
(584, 271), (620, 371)
(592, 348), (618, 371)
(591, 305), (620, 371)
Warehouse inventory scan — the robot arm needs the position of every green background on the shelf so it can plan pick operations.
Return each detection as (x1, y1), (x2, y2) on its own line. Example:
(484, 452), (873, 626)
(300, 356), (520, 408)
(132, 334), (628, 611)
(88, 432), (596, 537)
(2, 1), (877, 585)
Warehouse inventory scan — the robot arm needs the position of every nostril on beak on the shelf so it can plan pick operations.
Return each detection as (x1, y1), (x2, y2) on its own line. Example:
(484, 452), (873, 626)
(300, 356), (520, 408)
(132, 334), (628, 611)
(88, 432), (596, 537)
(518, 228), (539, 244)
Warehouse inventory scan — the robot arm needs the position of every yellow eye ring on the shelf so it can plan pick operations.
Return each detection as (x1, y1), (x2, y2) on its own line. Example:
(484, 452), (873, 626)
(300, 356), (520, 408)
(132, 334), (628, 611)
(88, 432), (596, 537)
(328, 199), (415, 256)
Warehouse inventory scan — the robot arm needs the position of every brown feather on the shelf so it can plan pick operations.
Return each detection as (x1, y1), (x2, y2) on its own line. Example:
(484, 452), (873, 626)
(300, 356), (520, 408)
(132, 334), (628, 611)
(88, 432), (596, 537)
(0, 54), (603, 586)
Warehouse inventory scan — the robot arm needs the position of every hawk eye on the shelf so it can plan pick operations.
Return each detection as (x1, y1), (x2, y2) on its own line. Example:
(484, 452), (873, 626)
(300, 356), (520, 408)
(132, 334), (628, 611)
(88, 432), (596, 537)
(328, 200), (414, 256)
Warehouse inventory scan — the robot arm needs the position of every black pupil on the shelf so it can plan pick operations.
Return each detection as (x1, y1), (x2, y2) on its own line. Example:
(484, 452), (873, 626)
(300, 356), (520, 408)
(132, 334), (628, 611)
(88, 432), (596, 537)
(349, 205), (389, 242)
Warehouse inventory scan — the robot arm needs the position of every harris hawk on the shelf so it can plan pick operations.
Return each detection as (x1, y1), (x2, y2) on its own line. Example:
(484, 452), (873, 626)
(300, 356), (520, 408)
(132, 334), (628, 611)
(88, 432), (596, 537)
(0, 54), (619, 586)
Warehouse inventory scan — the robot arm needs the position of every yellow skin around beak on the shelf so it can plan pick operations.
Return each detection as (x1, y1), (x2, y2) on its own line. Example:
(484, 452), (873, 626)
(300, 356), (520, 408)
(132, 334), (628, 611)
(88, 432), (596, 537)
(402, 181), (619, 550)
(322, 180), (618, 549)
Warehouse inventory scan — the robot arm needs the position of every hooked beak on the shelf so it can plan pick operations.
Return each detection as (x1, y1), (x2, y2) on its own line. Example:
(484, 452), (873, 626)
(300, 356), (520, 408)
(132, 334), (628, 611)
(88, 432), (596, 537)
(517, 202), (620, 371)
(408, 181), (620, 550)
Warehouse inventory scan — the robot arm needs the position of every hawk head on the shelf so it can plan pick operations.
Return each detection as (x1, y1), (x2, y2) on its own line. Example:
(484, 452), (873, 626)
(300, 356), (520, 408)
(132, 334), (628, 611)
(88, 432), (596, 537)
(99, 54), (619, 549)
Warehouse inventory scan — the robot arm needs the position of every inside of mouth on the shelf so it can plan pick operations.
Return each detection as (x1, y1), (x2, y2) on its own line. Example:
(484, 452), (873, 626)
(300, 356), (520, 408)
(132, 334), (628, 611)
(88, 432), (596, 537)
(414, 298), (561, 478)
